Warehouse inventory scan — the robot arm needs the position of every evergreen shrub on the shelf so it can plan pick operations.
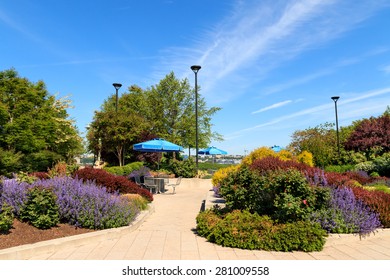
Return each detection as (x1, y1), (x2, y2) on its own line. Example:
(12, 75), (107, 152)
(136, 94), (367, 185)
(196, 209), (326, 252)
(19, 186), (60, 229)
(0, 203), (14, 233)
(170, 158), (197, 178)
(104, 162), (144, 176)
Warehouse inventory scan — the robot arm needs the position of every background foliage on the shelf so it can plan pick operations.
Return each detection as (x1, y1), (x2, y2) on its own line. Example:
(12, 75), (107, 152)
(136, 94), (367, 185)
(0, 69), (83, 175)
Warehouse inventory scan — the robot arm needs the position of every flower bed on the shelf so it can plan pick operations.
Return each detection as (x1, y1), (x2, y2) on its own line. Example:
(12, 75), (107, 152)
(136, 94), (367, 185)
(0, 175), (147, 231)
(198, 156), (389, 252)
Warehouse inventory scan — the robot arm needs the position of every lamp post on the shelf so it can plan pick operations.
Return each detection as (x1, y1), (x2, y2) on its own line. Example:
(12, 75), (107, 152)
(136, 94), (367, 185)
(112, 83), (122, 113)
(191, 65), (201, 173)
(331, 96), (340, 159)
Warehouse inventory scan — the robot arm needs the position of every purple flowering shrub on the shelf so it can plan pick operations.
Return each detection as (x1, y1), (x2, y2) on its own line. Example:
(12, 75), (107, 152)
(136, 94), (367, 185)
(1, 179), (30, 215)
(351, 186), (390, 227)
(0, 177), (140, 230)
(310, 187), (381, 235)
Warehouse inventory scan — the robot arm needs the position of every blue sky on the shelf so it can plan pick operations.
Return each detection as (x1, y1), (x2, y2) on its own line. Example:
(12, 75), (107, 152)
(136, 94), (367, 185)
(1, 0), (390, 155)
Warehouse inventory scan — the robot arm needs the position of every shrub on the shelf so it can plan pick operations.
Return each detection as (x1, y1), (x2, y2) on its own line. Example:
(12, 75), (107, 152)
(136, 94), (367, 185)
(170, 158), (197, 178)
(1, 177), (142, 230)
(354, 161), (375, 174)
(128, 166), (152, 180)
(211, 165), (240, 187)
(30, 172), (50, 180)
(350, 186), (390, 228)
(265, 169), (317, 222)
(296, 150), (314, 167)
(104, 162), (144, 176)
(373, 152), (390, 177)
(121, 194), (149, 211)
(48, 161), (68, 177)
(325, 165), (355, 173)
(1, 179), (30, 215)
(19, 186), (60, 229)
(311, 187), (382, 235)
(0, 203), (14, 233)
(241, 147), (276, 166)
(0, 148), (23, 177)
(23, 150), (62, 172)
(73, 167), (153, 202)
(196, 209), (326, 252)
(33, 177), (140, 229)
(250, 156), (313, 175)
(219, 166), (273, 214)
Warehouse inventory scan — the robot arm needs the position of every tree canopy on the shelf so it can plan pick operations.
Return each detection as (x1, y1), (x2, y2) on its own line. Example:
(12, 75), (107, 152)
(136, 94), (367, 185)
(345, 113), (390, 157)
(288, 107), (390, 167)
(0, 68), (83, 175)
(87, 72), (222, 166)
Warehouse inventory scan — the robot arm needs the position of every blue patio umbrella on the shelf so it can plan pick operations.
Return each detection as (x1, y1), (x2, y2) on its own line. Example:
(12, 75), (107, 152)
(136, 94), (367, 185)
(271, 145), (282, 152)
(133, 138), (184, 153)
(133, 138), (184, 169)
(198, 146), (228, 163)
(198, 146), (228, 155)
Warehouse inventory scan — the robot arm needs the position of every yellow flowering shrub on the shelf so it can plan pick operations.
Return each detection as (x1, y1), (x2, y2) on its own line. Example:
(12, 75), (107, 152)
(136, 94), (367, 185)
(211, 165), (240, 187)
(277, 150), (294, 161)
(296, 150), (314, 167)
(241, 147), (276, 166)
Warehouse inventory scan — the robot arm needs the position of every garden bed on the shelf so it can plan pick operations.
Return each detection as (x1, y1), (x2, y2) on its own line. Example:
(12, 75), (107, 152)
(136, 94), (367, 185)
(0, 219), (96, 250)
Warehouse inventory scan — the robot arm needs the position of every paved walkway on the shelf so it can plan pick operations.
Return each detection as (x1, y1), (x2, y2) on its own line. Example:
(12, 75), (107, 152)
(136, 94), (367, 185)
(1, 178), (390, 260)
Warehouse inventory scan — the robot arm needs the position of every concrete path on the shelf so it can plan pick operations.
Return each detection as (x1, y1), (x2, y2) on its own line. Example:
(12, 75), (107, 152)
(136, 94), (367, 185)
(1, 178), (390, 260)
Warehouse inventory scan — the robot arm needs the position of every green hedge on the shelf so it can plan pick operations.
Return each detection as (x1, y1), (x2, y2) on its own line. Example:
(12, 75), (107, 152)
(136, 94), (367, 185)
(104, 162), (144, 176)
(196, 209), (327, 252)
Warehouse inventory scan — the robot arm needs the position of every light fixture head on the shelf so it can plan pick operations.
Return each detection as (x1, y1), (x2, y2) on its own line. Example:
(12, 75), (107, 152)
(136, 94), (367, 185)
(331, 96), (340, 102)
(113, 83), (122, 90)
(190, 65), (201, 73)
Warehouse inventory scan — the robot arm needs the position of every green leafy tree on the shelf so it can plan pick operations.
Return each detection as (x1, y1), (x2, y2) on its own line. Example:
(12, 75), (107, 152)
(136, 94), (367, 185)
(0, 68), (83, 174)
(88, 72), (222, 166)
(88, 110), (148, 166)
(142, 72), (222, 148)
(288, 123), (339, 167)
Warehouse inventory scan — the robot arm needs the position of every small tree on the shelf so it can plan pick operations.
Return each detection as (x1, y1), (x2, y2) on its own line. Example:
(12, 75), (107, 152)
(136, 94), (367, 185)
(345, 114), (390, 158)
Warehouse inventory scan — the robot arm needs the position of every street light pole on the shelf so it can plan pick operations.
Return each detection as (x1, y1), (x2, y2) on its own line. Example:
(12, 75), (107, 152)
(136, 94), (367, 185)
(113, 83), (122, 113)
(191, 65), (201, 174)
(331, 96), (340, 159)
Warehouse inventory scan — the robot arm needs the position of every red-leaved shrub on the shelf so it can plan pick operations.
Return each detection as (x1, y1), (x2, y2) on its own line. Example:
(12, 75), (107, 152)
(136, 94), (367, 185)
(29, 172), (50, 180)
(350, 187), (390, 228)
(249, 156), (314, 174)
(74, 167), (153, 202)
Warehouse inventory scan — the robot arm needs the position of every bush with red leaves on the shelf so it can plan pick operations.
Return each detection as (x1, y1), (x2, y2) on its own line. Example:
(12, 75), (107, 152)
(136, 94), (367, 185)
(29, 172), (50, 180)
(73, 167), (153, 202)
(350, 187), (390, 228)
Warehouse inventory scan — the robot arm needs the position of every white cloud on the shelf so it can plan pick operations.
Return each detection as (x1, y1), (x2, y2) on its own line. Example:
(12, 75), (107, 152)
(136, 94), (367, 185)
(383, 65), (390, 74)
(227, 86), (390, 139)
(252, 100), (292, 114)
(162, 0), (389, 103)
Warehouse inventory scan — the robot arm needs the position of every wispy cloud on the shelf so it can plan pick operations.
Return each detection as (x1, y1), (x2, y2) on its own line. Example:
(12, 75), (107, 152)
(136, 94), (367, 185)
(162, 0), (389, 103)
(227, 86), (390, 139)
(252, 100), (292, 114)
(383, 64), (390, 74)
(263, 48), (390, 96)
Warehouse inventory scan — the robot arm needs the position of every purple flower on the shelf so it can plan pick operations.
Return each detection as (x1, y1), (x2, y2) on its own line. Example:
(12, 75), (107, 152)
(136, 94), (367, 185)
(311, 186), (381, 236)
(0, 176), (140, 230)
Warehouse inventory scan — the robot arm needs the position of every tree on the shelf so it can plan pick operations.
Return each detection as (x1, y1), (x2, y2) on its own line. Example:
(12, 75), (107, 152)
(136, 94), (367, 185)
(0, 68), (83, 174)
(288, 123), (338, 167)
(88, 110), (148, 166)
(142, 72), (222, 148)
(345, 113), (390, 157)
(88, 72), (222, 166)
